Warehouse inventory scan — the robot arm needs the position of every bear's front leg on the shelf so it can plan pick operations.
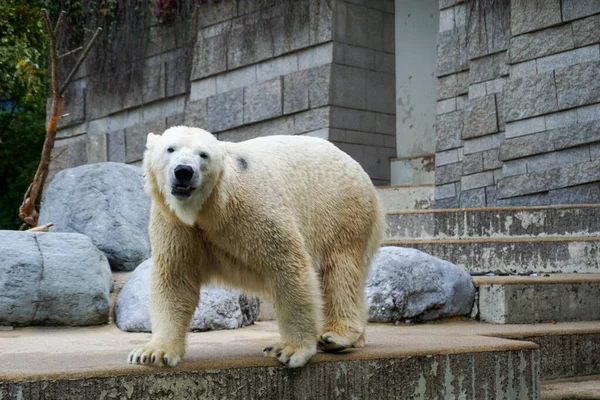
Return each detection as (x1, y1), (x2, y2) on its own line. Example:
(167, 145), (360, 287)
(263, 259), (323, 368)
(128, 208), (202, 368)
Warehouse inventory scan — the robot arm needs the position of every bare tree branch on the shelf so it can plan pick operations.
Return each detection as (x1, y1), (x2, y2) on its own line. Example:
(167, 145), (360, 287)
(59, 27), (102, 96)
(19, 10), (101, 228)
(58, 46), (83, 60)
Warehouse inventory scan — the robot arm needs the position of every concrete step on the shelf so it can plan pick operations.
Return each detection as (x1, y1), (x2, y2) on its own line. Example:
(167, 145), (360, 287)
(472, 274), (600, 324)
(376, 184), (433, 212)
(385, 204), (600, 241)
(542, 375), (600, 399)
(0, 321), (541, 399)
(384, 237), (600, 274)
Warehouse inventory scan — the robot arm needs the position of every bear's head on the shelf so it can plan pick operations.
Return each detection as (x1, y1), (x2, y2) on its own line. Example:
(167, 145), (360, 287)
(144, 126), (225, 225)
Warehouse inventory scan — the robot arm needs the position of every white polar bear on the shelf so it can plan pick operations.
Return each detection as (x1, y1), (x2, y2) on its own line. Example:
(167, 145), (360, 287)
(128, 126), (384, 368)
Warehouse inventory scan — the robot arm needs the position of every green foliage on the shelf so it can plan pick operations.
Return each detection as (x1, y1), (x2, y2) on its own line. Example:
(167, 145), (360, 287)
(0, 0), (47, 229)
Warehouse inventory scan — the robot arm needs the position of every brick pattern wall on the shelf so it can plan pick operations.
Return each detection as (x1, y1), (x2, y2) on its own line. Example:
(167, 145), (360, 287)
(48, 0), (397, 186)
(434, 0), (600, 208)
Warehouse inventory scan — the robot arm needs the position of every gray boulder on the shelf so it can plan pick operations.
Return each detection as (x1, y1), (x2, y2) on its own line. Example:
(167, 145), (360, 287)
(39, 162), (150, 271)
(0, 231), (112, 326)
(115, 259), (260, 332)
(367, 247), (475, 322)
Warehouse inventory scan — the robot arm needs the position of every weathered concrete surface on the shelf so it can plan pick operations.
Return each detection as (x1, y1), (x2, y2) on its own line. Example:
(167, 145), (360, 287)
(474, 274), (600, 324)
(376, 184), (433, 212)
(385, 205), (600, 241)
(542, 375), (600, 399)
(0, 321), (542, 399)
(384, 237), (600, 273)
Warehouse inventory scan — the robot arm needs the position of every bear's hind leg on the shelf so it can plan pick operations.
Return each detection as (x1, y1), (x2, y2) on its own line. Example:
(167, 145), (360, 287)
(319, 251), (368, 352)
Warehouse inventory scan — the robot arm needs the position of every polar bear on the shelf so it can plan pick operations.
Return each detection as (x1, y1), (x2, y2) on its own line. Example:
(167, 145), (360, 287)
(128, 126), (384, 368)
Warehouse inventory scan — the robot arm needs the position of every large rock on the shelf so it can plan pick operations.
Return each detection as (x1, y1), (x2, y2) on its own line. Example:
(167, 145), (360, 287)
(367, 247), (475, 322)
(0, 231), (112, 326)
(39, 162), (151, 271)
(115, 259), (260, 332)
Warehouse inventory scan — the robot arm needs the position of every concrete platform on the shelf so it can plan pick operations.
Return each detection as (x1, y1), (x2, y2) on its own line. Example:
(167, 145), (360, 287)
(385, 237), (600, 274)
(376, 184), (433, 212)
(0, 320), (549, 399)
(385, 204), (600, 241)
(542, 375), (600, 399)
(473, 274), (600, 324)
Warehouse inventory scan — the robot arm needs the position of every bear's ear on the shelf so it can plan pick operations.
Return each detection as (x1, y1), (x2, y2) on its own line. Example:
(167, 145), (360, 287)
(146, 132), (158, 150)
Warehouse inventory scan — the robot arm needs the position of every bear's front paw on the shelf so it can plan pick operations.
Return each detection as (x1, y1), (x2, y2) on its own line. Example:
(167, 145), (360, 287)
(128, 341), (183, 368)
(263, 342), (316, 368)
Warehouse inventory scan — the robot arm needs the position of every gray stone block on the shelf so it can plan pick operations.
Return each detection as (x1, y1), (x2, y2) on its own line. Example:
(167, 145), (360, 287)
(485, 185), (497, 206)
(469, 52), (508, 84)
(462, 152), (484, 175)
(438, 7), (455, 32)
(436, 27), (468, 76)
(165, 51), (187, 98)
(495, 93), (505, 132)
(218, 116), (294, 142)
(227, 23), (274, 70)
(207, 88), (244, 133)
(216, 66), (257, 94)
(331, 64), (366, 109)
(499, 131), (553, 161)
(561, 0), (600, 21)
(283, 70), (310, 115)
(549, 182), (600, 204)
(57, 82), (85, 129)
(308, 0), (333, 45)
(191, 34), (227, 80)
(510, 60), (537, 79)
(107, 129), (126, 163)
(485, 78), (505, 95)
(510, 0), (562, 36)
(578, 103), (600, 123)
(86, 134), (107, 164)
(460, 188), (486, 208)
(496, 192), (550, 206)
(435, 162), (462, 185)
(126, 122), (158, 164)
(375, 112), (395, 135)
(184, 98), (208, 129)
(436, 149), (459, 166)
(525, 146), (590, 173)
(434, 195), (459, 209)
(463, 132), (502, 155)
(308, 64), (331, 108)
(482, 149), (503, 170)
(436, 71), (469, 100)
(435, 111), (463, 152)
(166, 113), (184, 128)
(333, 43), (375, 70)
(502, 159), (527, 177)
(366, 71), (395, 114)
(553, 120), (600, 150)
(545, 109), (578, 131)
(298, 43), (333, 70)
(461, 170), (494, 191)
(375, 51), (395, 73)
(190, 77), (217, 101)
(243, 78), (282, 124)
(504, 72), (558, 122)
(345, 3), (383, 49)
(509, 24), (574, 63)
(466, 5), (509, 59)
(256, 54), (298, 82)
(536, 45), (600, 74)
(382, 11), (395, 54)
(271, 5), (310, 56)
(434, 183), (456, 200)
(497, 160), (600, 198)
(462, 95), (498, 139)
(294, 107), (330, 134)
(573, 14), (600, 47)
(505, 116), (546, 139)
(198, 0), (236, 27)
(330, 106), (360, 130)
(555, 61), (600, 109)
(437, 98), (457, 115)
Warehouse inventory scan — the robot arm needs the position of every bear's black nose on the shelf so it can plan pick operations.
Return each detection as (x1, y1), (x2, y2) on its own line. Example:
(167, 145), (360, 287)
(174, 165), (194, 182)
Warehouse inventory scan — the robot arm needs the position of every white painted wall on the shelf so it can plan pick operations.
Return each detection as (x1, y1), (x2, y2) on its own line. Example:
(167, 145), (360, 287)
(395, 0), (439, 159)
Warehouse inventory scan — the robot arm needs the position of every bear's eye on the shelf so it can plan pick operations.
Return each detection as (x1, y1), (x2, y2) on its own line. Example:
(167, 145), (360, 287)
(167, 147), (175, 153)
(199, 152), (209, 159)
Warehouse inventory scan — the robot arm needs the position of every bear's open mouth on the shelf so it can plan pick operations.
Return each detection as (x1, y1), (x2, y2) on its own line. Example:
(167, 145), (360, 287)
(171, 184), (195, 199)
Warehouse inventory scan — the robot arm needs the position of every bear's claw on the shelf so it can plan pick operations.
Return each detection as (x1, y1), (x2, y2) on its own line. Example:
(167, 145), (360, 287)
(128, 343), (182, 368)
(263, 342), (316, 368)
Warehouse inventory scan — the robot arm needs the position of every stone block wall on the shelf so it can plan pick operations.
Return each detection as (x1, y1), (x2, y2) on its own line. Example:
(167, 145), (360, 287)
(49, 0), (396, 186)
(434, 0), (600, 208)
